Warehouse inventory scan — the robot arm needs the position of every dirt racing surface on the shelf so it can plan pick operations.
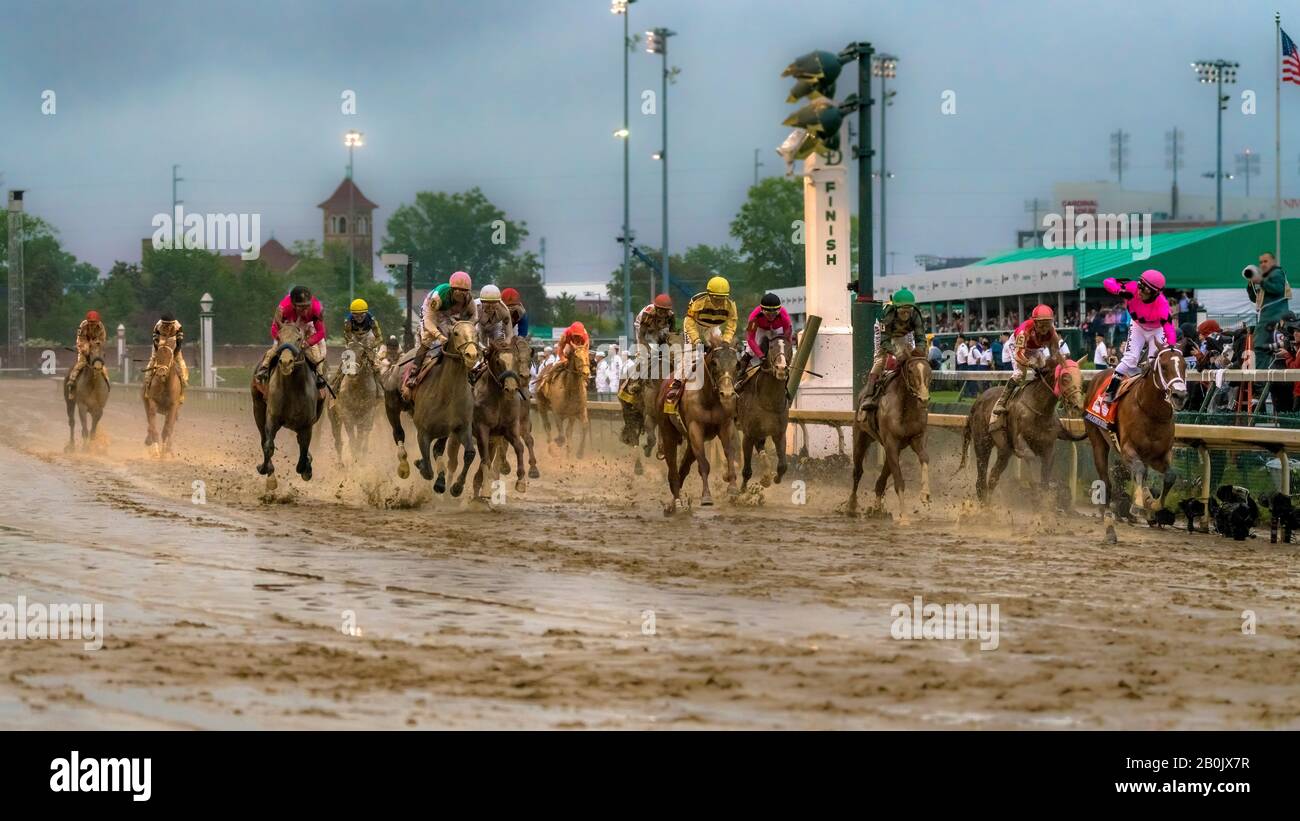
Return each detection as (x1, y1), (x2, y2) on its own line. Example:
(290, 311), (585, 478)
(1, 379), (1298, 729)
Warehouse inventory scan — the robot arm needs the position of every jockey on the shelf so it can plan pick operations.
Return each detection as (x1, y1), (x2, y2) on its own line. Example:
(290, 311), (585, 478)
(473, 284), (515, 383)
(1101, 269), (1177, 403)
(666, 276), (737, 414)
(557, 321), (589, 364)
(333, 298), (383, 393)
(66, 309), (108, 398)
(256, 285), (327, 390)
(743, 292), (794, 370)
(990, 304), (1063, 426)
(143, 312), (188, 392)
(501, 287), (529, 337)
(621, 294), (675, 401)
(436, 271), (477, 335)
(860, 288), (925, 413)
(406, 272), (474, 395)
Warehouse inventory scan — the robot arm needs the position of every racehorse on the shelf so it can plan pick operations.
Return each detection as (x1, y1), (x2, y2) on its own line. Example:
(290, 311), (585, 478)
(659, 336), (741, 509)
(66, 345), (110, 452)
(537, 345), (591, 458)
(618, 336), (674, 475)
(327, 339), (381, 463)
(408, 320), (480, 497)
(492, 336), (539, 480)
(849, 349), (932, 520)
(252, 323), (324, 490)
(960, 359), (1088, 502)
(737, 335), (792, 489)
(142, 338), (184, 456)
(473, 339), (529, 498)
(1084, 346), (1188, 542)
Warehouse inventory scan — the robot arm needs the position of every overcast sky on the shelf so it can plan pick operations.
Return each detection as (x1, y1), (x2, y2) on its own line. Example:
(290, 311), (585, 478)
(2, 0), (1295, 285)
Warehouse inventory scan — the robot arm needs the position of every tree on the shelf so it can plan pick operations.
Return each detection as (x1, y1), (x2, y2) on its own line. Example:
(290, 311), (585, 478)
(497, 251), (553, 327)
(606, 243), (747, 317)
(290, 241), (403, 343)
(380, 188), (527, 289)
(1, 214), (102, 343)
(729, 176), (805, 293)
(550, 292), (577, 324)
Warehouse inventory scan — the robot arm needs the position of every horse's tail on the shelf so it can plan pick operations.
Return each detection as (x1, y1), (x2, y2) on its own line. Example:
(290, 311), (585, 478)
(958, 411), (974, 471)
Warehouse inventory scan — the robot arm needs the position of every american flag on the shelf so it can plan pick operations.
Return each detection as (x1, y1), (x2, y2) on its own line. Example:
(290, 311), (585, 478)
(1284, 28), (1300, 85)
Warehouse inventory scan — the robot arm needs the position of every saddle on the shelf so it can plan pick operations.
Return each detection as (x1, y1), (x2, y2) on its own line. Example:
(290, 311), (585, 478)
(1085, 371), (1141, 431)
(401, 354), (440, 392)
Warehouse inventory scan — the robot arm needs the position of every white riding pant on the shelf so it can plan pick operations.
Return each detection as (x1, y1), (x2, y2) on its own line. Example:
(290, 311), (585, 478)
(1115, 323), (1166, 377)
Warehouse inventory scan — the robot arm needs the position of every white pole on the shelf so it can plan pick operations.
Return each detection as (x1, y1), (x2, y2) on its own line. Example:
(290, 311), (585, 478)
(1277, 12), (1283, 262)
(200, 293), (215, 389)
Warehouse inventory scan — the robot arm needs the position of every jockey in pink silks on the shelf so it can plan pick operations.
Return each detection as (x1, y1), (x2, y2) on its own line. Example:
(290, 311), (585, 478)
(1101, 269), (1177, 402)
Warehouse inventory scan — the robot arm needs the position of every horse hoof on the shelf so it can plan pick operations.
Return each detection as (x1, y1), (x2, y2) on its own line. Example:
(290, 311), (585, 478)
(256, 462), (269, 476)
(700, 497), (714, 507)
(634, 461), (644, 476)
(515, 479), (527, 493)
(266, 476), (278, 492)
(451, 482), (464, 498)
(1104, 526), (1118, 544)
(759, 475), (772, 488)
(299, 468), (312, 482)
(528, 467), (540, 479)
(433, 478), (446, 494)
(397, 461), (410, 479)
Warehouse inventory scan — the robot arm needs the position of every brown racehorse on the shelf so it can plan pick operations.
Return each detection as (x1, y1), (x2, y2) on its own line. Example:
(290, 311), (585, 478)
(738, 335), (792, 489)
(849, 350), (932, 520)
(659, 338), (741, 510)
(493, 336), (540, 480)
(618, 336), (675, 475)
(252, 324), (324, 490)
(142, 339), (185, 456)
(406, 321), (480, 497)
(537, 346), (591, 458)
(66, 347), (110, 452)
(327, 340), (381, 463)
(472, 339), (529, 498)
(960, 359), (1088, 503)
(1084, 346), (1188, 542)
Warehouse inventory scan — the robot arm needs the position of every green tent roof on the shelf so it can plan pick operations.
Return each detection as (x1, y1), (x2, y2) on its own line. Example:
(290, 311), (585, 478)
(976, 219), (1300, 288)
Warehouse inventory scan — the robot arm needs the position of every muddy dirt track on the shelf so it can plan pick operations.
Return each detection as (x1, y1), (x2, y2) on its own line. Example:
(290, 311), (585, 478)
(1, 379), (1297, 729)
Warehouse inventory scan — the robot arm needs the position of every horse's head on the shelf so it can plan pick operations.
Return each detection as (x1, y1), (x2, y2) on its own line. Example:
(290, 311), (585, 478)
(448, 321), (481, 369)
(490, 341), (518, 392)
(705, 339), (741, 401)
(901, 350), (931, 403)
(1053, 358), (1085, 413)
(765, 336), (792, 382)
(569, 345), (591, 378)
(275, 324), (304, 377)
(1153, 346), (1188, 410)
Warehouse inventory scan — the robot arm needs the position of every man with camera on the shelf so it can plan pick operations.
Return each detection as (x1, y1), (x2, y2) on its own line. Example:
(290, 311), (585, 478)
(1243, 252), (1292, 370)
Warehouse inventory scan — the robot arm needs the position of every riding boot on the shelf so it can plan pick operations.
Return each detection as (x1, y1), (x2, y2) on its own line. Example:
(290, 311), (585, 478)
(255, 347), (276, 383)
(862, 373), (882, 411)
(1104, 373), (1123, 403)
(406, 345), (429, 391)
(664, 379), (682, 415)
(988, 384), (1015, 430)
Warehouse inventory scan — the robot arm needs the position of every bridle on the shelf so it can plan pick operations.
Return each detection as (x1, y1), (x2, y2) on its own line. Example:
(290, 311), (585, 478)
(899, 353), (930, 402)
(1149, 347), (1187, 408)
(762, 337), (791, 379)
(704, 343), (738, 398)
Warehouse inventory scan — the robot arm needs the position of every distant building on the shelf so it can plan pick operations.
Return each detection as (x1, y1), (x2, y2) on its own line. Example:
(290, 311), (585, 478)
(544, 282), (613, 317)
(317, 178), (377, 279)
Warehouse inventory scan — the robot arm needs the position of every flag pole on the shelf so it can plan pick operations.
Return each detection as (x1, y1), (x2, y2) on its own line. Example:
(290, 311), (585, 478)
(1277, 11), (1282, 263)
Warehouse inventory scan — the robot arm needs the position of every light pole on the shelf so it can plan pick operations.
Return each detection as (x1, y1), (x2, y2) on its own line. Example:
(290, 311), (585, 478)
(1109, 128), (1129, 186)
(612, 0), (635, 335)
(1192, 59), (1238, 224)
(344, 130), (364, 303)
(753, 148), (763, 187)
(873, 54), (897, 288)
(648, 27), (678, 302)
(199, 292), (214, 389)
(381, 253), (413, 349)
(1235, 148), (1260, 197)
(1165, 127), (1184, 219)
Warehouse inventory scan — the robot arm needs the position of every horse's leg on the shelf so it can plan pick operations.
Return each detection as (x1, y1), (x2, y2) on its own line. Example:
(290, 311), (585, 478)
(774, 425), (788, 485)
(974, 436), (991, 502)
(472, 423), (490, 499)
(433, 437), (449, 494)
(878, 441), (906, 518)
(451, 423), (476, 498)
(577, 404), (590, 459)
(689, 423), (713, 506)
(417, 429), (435, 482)
(911, 433), (931, 506)
(1088, 434), (1117, 543)
(143, 399), (157, 447)
(663, 432), (682, 507)
(295, 425), (314, 481)
(741, 432), (755, 490)
(677, 446), (696, 502)
(1127, 449), (1149, 516)
(162, 404), (179, 454)
(722, 424), (739, 495)
(78, 405), (90, 450)
(65, 397), (76, 452)
(1157, 452), (1177, 512)
(849, 425), (868, 513)
(986, 442), (1013, 498)
(259, 419), (278, 478)
(385, 395), (409, 478)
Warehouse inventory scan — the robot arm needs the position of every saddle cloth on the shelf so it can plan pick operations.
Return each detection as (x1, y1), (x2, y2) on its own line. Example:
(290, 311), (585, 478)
(1085, 372), (1140, 430)
(401, 353), (440, 390)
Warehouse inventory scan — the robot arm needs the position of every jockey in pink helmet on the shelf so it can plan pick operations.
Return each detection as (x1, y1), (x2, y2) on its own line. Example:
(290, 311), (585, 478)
(1102, 269), (1177, 402)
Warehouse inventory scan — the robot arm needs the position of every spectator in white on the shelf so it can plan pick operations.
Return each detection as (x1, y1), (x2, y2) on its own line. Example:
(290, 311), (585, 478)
(955, 335), (970, 371)
(532, 345), (557, 395)
(1001, 333), (1015, 367)
(595, 350), (613, 400)
(978, 338), (994, 369)
(1092, 334), (1108, 368)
